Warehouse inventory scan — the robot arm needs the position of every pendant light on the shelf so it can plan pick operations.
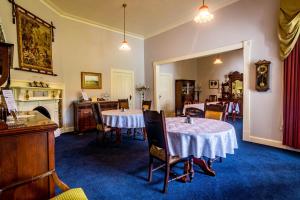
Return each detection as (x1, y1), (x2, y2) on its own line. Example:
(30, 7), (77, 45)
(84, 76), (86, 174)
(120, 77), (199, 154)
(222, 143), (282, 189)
(194, 0), (214, 23)
(213, 55), (223, 64)
(119, 3), (131, 51)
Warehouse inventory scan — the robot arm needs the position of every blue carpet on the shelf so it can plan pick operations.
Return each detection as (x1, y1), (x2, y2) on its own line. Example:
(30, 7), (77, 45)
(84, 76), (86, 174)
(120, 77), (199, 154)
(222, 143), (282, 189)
(55, 120), (300, 200)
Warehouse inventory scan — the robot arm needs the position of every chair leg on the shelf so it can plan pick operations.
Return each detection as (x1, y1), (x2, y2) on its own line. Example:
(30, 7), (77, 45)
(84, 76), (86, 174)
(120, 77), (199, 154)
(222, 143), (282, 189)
(143, 128), (147, 141)
(163, 163), (170, 193)
(148, 157), (154, 182)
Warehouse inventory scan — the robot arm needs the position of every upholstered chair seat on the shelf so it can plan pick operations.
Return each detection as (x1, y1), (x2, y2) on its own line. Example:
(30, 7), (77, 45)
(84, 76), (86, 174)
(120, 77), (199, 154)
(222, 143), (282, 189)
(50, 188), (88, 200)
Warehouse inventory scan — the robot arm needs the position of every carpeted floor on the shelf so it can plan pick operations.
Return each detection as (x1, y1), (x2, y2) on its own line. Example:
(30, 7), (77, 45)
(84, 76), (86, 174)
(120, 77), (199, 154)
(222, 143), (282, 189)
(55, 120), (300, 200)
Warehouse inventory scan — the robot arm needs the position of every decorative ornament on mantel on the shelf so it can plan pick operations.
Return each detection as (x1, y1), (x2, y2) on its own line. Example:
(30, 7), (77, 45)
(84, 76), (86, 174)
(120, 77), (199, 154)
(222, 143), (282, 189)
(194, 0), (214, 23)
(119, 3), (131, 51)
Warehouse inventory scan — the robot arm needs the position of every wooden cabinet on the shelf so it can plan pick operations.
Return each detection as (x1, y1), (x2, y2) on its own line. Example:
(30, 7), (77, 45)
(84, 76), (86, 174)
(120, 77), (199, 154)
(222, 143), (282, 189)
(73, 101), (118, 132)
(175, 80), (195, 116)
(0, 111), (58, 200)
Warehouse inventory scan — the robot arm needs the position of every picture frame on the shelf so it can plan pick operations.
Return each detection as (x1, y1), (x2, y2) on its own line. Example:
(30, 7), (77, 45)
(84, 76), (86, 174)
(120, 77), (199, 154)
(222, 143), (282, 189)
(15, 6), (53, 74)
(209, 80), (219, 89)
(81, 72), (102, 89)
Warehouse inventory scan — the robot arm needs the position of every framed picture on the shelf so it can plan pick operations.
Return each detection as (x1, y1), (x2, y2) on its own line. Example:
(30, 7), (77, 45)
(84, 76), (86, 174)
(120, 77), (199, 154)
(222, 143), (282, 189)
(81, 72), (102, 89)
(209, 80), (219, 89)
(15, 6), (53, 73)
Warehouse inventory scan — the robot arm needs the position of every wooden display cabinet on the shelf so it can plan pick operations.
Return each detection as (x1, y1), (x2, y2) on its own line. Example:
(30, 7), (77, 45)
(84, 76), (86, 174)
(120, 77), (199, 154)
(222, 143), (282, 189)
(175, 79), (195, 116)
(73, 101), (118, 133)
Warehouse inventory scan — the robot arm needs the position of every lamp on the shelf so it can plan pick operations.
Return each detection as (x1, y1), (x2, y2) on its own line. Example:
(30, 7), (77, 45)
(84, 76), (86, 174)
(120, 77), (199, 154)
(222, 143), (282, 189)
(213, 55), (223, 64)
(119, 3), (131, 51)
(194, 0), (214, 23)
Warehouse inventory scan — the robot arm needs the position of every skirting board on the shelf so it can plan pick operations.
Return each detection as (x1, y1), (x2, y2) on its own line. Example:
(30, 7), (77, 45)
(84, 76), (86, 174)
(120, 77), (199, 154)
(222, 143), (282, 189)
(244, 135), (300, 153)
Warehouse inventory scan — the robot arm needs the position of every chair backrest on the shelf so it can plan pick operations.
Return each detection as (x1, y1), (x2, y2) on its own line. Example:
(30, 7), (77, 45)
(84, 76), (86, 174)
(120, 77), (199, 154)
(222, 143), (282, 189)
(184, 100), (192, 105)
(118, 99), (129, 109)
(91, 103), (105, 130)
(204, 102), (226, 121)
(142, 100), (152, 111)
(208, 95), (217, 102)
(185, 107), (204, 118)
(143, 110), (169, 155)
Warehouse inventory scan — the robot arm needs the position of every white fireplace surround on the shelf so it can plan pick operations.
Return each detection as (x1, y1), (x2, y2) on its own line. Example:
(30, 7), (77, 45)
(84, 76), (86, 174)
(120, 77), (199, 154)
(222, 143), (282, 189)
(10, 80), (66, 137)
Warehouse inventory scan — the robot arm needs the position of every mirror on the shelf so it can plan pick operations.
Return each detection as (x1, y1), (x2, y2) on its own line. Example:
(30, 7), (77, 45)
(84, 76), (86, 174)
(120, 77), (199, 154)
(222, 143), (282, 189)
(232, 80), (243, 99)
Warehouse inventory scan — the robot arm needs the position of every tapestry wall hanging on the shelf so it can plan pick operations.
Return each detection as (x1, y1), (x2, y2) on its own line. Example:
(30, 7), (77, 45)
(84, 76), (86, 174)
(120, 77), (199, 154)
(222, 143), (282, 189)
(14, 4), (55, 75)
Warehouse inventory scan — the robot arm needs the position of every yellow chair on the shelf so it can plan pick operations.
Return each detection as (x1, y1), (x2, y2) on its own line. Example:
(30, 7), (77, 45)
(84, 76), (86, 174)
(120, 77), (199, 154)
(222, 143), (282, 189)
(0, 169), (88, 200)
(204, 102), (226, 121)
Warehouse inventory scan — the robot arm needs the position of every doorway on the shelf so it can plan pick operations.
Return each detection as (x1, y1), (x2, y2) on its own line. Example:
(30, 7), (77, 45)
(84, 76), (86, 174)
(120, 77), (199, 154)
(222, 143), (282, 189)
(153, 41), (252, 141)
(158, 73), (173, 116)
(111, 69), (135, 108)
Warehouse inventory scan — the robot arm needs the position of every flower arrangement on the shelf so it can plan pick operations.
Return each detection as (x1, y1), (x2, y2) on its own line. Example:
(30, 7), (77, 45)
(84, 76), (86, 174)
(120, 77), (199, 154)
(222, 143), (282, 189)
(136, 85), (150, 102)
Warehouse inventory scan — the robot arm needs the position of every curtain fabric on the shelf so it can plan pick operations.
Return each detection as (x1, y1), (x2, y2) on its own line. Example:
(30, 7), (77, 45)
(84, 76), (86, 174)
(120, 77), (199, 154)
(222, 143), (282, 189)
(283, 38), (300, 149)
(278, 0), (300, 60)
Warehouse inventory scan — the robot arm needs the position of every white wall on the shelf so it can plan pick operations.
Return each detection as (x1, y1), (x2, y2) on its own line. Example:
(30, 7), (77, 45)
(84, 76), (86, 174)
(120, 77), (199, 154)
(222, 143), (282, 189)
(0, 0), (144, 129)
(197, 49), (243, 102)
(145, 0), (284, 145)
(160, 59), (198, 112)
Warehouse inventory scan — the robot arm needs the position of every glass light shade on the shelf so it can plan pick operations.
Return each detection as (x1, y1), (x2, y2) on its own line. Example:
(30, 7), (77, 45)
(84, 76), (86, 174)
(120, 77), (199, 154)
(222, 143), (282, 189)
(194, 5), (214, 23)
(214, 58), (223, 64)
(119, 40), (131, 51)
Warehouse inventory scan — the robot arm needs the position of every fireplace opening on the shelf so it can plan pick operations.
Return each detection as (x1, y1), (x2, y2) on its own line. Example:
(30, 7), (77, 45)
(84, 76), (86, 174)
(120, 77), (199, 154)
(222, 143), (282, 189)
(33, 106), (51, 119)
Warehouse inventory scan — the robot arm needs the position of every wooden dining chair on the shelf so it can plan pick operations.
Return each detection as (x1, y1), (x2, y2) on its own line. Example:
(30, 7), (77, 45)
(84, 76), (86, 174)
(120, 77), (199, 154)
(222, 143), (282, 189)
(91, 103), (115, 141)
(142, 100), (152, 111)
(143, 110), (193, 193)
(118, 99), (129, 109)
(204, 102), (226, 121)
(185, 107), (204, 118)
(0, 169), (88, 200)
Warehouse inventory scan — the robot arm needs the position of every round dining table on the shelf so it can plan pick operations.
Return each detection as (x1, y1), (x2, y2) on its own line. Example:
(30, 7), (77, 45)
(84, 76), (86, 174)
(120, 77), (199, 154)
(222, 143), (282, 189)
(102, 109), (145, 143)
(166, 117), (238, 175)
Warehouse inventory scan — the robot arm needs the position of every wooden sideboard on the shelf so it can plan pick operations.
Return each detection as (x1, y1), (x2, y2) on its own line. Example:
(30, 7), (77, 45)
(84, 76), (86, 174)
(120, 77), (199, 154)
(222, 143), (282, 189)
(73, 101), (118, 133)
(0, 111), (58, 200)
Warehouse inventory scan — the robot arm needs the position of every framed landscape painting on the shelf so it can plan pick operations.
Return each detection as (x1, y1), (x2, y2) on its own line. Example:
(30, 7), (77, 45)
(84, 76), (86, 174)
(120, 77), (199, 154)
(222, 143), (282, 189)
(81, 72), (102, 89)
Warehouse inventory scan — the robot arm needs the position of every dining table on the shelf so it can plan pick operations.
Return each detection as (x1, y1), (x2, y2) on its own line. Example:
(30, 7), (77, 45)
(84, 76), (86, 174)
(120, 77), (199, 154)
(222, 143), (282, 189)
(165, 117), (238, 176)
(183, 102), (240, 115)
(102, 109), (145, 143)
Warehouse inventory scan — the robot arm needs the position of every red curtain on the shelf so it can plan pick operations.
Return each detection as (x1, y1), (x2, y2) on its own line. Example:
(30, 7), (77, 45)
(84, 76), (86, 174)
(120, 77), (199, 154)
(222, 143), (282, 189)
(283, 38), (300, 149)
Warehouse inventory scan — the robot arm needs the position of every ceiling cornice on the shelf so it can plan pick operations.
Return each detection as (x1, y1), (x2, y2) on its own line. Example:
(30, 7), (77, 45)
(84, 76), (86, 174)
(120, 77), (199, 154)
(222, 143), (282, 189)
(41, 0), (240, 40)
(40, 0), (145, 40)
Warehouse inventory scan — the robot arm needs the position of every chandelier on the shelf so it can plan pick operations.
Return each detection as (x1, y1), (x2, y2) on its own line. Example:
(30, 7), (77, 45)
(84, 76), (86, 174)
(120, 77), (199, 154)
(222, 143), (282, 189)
(119, 3), (131, 51)
(194, 0), (214, 23)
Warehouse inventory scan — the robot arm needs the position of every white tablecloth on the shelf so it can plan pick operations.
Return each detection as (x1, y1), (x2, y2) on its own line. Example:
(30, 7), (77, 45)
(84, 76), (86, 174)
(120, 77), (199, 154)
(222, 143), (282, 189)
(102, 109), (145, 128)
(183, 102), (240, 114)
(166, 117), (238, 159)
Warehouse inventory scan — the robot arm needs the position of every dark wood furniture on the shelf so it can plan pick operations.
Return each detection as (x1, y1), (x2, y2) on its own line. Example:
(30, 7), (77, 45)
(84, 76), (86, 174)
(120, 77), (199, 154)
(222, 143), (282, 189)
(0, 111), (58, 199)
(0, 169), (87, 200)
(118, 99), (129, 109)
(221, 71), (243, 117)
(204, 103), (226, 121)
(73, 101), (118, 133)
(91, 103), (115, 142)
(142, 100), (151, 111)
(175, 80), (195, 116)
(143, 110), (193, 193)
(185, 107), (204, 118)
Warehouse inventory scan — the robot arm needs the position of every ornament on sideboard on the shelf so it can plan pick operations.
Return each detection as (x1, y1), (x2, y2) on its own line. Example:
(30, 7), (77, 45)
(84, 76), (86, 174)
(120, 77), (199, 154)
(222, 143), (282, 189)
(29, 81), (49, 88)
(255, 60), (271, 92)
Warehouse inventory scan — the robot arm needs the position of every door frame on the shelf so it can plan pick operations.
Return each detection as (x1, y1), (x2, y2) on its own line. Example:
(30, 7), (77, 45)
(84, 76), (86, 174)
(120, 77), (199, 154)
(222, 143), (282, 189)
(157, 72), (173, 112)
(111, 68), (135, 108)
(153, 40), (252, 142)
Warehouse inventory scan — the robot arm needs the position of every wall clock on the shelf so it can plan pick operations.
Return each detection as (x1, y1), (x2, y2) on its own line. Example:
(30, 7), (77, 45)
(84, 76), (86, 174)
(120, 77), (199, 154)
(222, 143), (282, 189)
(255, 60), (271, 92)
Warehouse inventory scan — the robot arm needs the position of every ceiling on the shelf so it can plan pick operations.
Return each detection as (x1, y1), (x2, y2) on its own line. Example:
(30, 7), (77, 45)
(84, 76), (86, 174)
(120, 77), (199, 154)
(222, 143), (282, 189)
(42, 0), (240, 39)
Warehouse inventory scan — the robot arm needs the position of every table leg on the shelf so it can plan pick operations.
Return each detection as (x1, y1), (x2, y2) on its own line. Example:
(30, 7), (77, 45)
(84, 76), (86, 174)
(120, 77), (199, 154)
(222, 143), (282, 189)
(193, 157), (216, 176)
(116, 128), (121, 144)
(189, 157), (194, 180)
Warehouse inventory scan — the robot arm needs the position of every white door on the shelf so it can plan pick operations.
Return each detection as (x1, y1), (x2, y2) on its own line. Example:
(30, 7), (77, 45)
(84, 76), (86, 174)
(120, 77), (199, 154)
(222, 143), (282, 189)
(111, 69), (135, 108)
(158, 73), (173, 114)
